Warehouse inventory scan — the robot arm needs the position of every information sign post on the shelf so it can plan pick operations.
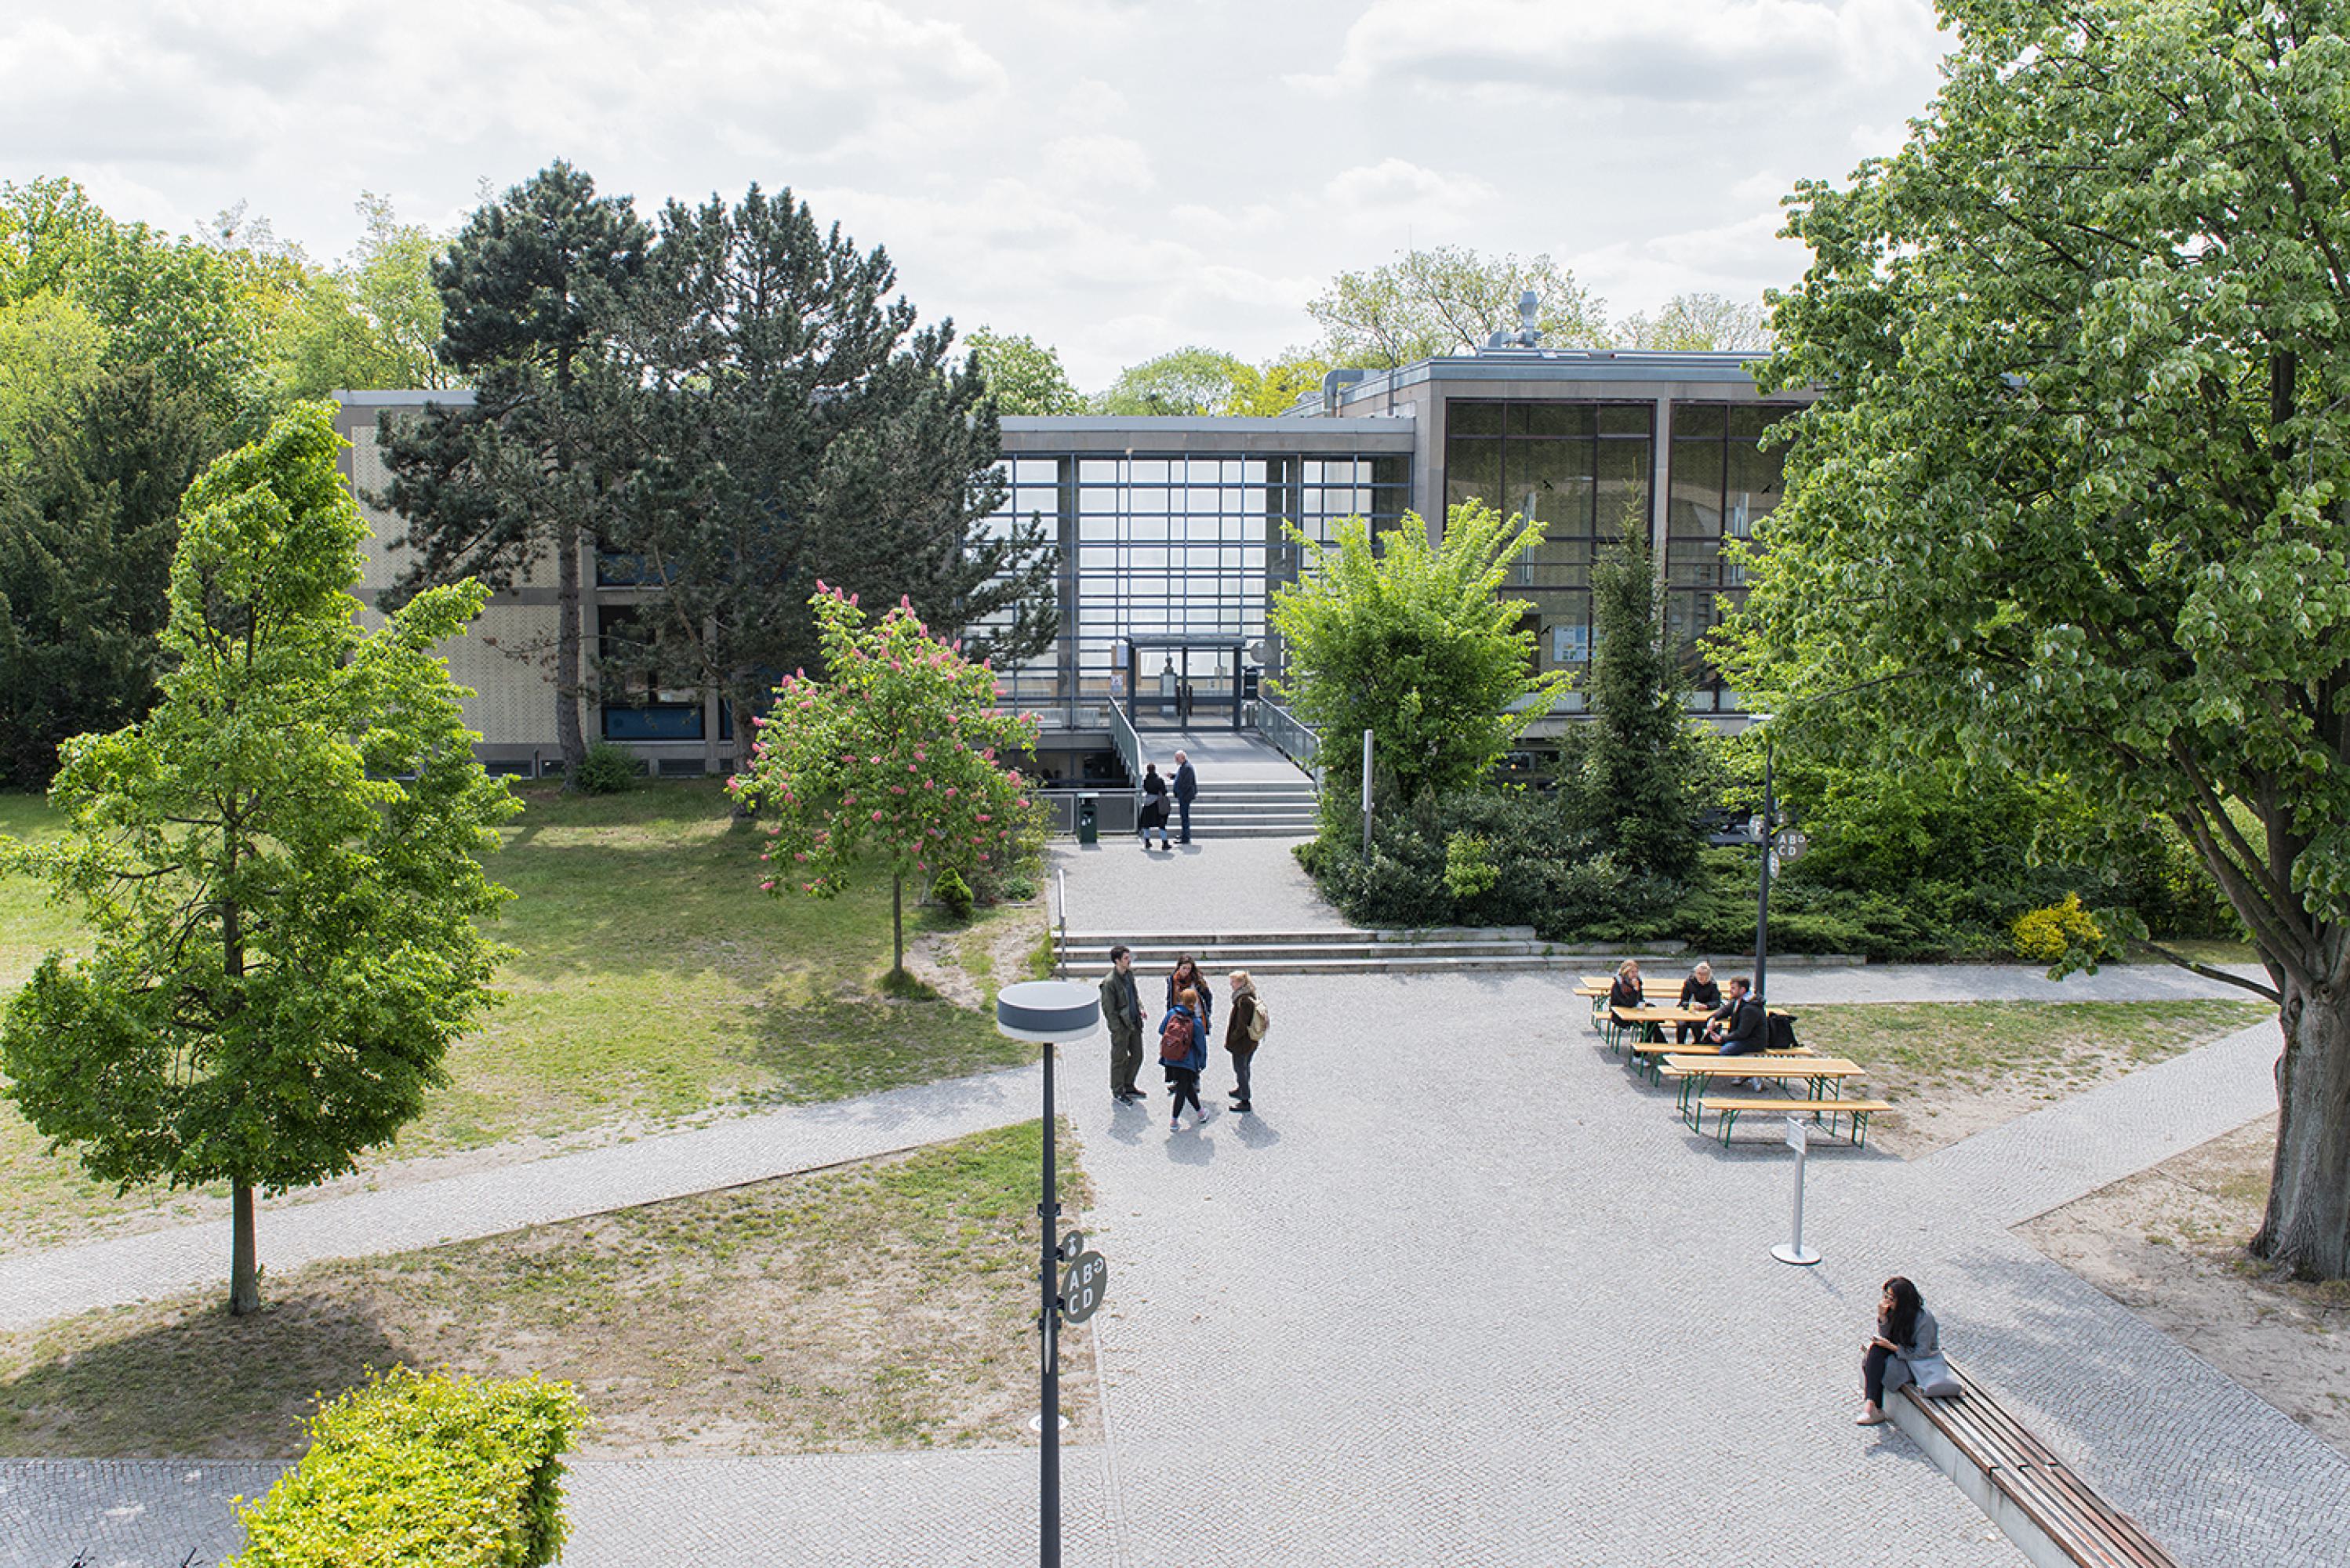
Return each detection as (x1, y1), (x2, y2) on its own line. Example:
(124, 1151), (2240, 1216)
(1771, 1115), (1822, 1266)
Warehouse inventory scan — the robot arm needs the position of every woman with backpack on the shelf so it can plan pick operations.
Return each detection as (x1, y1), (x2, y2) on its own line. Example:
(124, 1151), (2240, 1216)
(1166, 954), (1212, 1038)
(1225, 971), (1266, 1112)
(1160, 986), (1209, 1132)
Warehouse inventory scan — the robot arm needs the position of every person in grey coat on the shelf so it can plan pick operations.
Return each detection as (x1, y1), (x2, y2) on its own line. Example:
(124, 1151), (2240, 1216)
(1099, 945), (1144, 1103)
(1856, 1276), (1939, 1425)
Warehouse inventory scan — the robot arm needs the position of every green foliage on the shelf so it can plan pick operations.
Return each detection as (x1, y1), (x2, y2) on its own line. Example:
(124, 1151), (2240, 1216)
(227, 1367), (585, 1568)
(600, 184), (1056, 739)
(1614, 292), (1773, 352)
(1222, 350), (1332, 416)
(263, 194), (454, 401)
(0, 402), (516, 1311)
(966, 327), (1084, 416)
(570, 741), (637, 795)
(1309, 245), (1607, 368)
(0, 365), (218, 786)
(0, 291), (105, 465)
(1578, 532), (1700, 880)
(932, 868), (975, 921)
(1091, 345), (1247, 416)
(2013, 894), (2112, 967)
(1443, 831), (1499, 901)
(1271, 499), (1567, 807)
(731, 586), (1044, 973)
(1730, 0), (2350, 1272)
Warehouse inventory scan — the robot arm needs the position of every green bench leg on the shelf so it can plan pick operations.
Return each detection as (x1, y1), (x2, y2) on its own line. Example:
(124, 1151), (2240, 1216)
(1717, 1105), (1741, 1146)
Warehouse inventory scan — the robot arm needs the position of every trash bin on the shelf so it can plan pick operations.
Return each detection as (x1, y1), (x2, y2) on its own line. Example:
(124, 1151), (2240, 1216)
(1077, 794), (1099, 844)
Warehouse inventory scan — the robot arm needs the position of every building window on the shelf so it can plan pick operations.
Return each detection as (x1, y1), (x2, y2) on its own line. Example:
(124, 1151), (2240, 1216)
(1665, 402), (1796, 711)
(597, 604), (704, 739)
(1442, 398), (1654, 683)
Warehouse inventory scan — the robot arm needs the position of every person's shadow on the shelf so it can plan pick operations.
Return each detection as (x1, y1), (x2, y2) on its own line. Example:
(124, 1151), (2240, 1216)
(1233, 1111), (1281, 1149)
(1165, 1125), (1217, 1166)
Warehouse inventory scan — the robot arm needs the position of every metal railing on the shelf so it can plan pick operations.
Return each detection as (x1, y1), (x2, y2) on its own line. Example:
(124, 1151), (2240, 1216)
(1251, 700), (1321, 777)
(1055, 867), (1069, 979)
(1109, 700), (1142, 782)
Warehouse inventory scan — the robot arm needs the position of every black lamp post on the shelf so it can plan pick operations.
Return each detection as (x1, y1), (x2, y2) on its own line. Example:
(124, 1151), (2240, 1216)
(994, 979), (1102, 1568)
(1753, 717), (1776, 1007)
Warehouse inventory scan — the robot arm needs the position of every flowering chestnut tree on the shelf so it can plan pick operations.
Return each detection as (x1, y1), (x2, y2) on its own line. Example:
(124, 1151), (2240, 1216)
(729, 584), (1044, 978)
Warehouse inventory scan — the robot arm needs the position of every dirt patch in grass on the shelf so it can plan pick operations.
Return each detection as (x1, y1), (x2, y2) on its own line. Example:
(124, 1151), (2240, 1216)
(0, 1123), (1095, 1458)
(2019, 1115), (2350, 1460)
(1793, 1000), (2274, 1156)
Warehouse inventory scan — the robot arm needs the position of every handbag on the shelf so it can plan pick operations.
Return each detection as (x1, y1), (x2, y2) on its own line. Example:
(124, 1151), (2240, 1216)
(1905, 1352), (1961, 1399)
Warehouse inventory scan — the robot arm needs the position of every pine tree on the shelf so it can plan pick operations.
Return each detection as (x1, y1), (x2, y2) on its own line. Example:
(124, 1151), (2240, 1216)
(376, 162), (647, 776)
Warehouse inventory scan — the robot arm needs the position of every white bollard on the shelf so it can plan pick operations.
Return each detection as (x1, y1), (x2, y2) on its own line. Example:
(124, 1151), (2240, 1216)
(1771, 1115), (1822, 1266)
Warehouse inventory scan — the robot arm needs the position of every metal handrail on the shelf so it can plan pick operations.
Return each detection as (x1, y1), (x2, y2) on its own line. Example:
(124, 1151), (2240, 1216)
(1251, 699), (1321, 777)
(1055, 866), (1068, 980)
(1109, 699), (1142, 783)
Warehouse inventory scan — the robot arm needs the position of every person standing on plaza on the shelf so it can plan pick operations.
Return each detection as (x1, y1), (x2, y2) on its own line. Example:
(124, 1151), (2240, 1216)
(1167, 953), (1212, 1039)
(1139, 763), (1172, 851)
(1171, 750), (1198, 844)
(1160, 985), (1209, 1131)
(1224, 971), (1265, 1112)
(1099, 945), (1144, 1103)
(1675, 960), (1720, 1044)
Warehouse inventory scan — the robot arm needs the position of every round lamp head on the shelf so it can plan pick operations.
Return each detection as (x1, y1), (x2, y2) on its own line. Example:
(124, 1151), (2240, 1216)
(996, 979), (1102, 1042)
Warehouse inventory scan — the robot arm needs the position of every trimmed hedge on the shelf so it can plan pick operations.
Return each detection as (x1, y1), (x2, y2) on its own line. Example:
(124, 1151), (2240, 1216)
(228, 1367), (586, 1568)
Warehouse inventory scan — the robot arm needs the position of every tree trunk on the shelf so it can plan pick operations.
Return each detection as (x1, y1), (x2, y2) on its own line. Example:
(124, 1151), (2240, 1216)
(892, 873), (904, 978)
(230, 1181), (260, 1316)
(2252, 977), (2350, 1279)
(555, 513), (587, 777)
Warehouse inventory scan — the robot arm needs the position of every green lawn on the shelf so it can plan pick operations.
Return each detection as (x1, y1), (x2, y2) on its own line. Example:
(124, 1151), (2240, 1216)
(0, 1122), (1093, 1457)
(0, 782), (1040, 1247)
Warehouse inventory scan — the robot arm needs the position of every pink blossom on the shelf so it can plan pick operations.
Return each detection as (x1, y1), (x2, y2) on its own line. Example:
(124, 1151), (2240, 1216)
(759, 879), (776, 892)
(982, 748), (997, 761)
(944, 786), (957, 798)
(871, 809), (884, 821)
(913, 747), (926, 761)
(890, 785), (906, 795)
(794, 852), (808, 862)
(977, 813), (993, 823)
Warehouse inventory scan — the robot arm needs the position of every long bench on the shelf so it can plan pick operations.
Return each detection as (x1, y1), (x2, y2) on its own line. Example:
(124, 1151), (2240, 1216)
(1692, 1094), (1891, 1146)
(1893, 1365), (2180, 1567)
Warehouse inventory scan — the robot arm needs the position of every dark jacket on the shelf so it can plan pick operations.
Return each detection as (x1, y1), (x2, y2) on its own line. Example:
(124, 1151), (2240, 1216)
(1609, 974), (1645, 1009)
(1167, 972), (1212, 1034)
(1158, 1006), (1206, 1074)
(1718, 995), (1767, 1055)
(1678, 976), (1722, 1012)
(1172, 762), (1197, 803)
(1099, 967), (1142, 1043)
(1225, 993), (1259, 1055)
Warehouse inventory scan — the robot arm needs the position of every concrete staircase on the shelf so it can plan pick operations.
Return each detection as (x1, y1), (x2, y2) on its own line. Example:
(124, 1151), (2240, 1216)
(1158, 777), (1320, 839)
(1055, 926), (1669, 977)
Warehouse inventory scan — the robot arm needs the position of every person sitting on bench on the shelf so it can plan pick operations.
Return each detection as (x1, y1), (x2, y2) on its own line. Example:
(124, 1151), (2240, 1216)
(1705, 975), (1767, 1086)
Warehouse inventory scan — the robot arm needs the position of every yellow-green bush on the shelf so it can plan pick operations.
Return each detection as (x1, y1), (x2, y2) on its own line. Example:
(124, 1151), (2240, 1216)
(2012, 893), (2106, 964)
(229, 1367), (586, 1568)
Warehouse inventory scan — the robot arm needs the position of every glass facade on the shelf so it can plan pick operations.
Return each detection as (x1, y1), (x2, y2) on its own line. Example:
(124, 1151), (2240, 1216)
(979, 449), (1411, 723)
(1665, 402), (1795, 712)
(1443, 399), (1654, 703)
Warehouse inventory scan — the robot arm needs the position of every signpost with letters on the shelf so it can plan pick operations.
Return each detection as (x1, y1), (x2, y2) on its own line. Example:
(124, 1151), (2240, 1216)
(1771, 1115), (1822, 1266)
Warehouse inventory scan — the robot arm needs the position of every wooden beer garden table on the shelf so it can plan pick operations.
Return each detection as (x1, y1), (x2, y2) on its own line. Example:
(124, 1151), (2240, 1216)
(1607, 1004), (1716, 1053)
(1661, 1054), (1865, 1119)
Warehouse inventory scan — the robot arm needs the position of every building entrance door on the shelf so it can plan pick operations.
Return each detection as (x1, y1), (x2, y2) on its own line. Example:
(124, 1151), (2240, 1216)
(1122, 637), (1246, 732)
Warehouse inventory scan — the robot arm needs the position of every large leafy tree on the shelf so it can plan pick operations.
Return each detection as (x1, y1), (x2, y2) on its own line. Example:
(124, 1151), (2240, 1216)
(266, 193), (456, 400)
(1729, 0), (2350, 1276)
(0, 366), (216, 785)
(607, 186), (1054, 759)
(1092, 345), (1248, 416)
(1309, 246), (1607, 368)
(730, 585), (1043, 978)
(1615, 292), (1774, 353)
(0, 402), (515, 1313)
(1271, 499), (1567, 806)
(378, 162), (648, 775)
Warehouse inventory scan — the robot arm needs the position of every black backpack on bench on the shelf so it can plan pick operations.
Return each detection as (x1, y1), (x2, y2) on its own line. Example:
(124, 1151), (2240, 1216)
(1767, 1011), (1799, 1051)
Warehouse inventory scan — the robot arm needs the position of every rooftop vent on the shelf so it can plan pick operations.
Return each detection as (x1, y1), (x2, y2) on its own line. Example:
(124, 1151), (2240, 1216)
(1483, 289), (1544, 352)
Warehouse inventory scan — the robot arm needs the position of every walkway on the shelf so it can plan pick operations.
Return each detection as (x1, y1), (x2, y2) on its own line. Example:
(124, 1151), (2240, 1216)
(4, 949), (2340, 1563)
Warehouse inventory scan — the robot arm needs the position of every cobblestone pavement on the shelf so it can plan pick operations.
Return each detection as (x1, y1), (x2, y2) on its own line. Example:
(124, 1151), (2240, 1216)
(7, 938), (2336, 1563)
(1052, 833), (1355, 933)
(0, 1065), (1039, 1332)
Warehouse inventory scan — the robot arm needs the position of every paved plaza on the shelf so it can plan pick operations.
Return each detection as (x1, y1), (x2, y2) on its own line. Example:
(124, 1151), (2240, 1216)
(4, 836), (2345, 1566)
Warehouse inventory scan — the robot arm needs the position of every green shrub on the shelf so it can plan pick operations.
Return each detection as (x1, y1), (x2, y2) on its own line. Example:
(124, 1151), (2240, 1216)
(2012, 892), (2112, 965)
(228, 1367), (586, 1568)
(932, 869), (975, 920)
(571, 741), (637, 795)
(1443, 831), (1499, 900)
(997, 873), (1039, 902)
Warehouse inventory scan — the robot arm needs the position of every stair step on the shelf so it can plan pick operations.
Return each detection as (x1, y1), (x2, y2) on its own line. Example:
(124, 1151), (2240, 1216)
(1059, 954), (1593, 976)
(1063, 926), (1542, 943)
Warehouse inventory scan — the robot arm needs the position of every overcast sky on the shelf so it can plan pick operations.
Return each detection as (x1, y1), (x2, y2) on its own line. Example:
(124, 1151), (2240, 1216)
(2, 0), (1952, 388)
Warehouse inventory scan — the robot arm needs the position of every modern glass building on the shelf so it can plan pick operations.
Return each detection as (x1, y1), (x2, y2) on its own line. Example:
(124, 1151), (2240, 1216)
(335, 338), (1801, 782)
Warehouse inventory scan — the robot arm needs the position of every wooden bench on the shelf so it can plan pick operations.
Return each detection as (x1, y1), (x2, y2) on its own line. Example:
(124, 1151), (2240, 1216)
(1693, 1094), (1891, 1146)
(1894, 1364), (2181, 1567)
(1665, 1054), (1861, 1114)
